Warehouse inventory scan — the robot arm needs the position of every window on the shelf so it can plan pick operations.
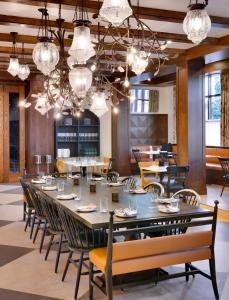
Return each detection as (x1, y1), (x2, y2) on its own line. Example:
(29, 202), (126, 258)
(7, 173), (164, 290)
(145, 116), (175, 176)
(130, 88), (150, 113)
(205, 73), (221, 146)
(205, 73), (221, 121)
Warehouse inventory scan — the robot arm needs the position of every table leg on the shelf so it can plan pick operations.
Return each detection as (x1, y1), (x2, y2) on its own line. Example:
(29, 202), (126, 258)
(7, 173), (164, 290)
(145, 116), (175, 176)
(81, 167), (87, 177)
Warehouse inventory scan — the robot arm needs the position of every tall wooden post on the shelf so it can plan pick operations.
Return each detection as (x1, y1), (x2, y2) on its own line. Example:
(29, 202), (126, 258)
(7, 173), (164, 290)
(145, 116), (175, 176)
(176, 57), (207, 194)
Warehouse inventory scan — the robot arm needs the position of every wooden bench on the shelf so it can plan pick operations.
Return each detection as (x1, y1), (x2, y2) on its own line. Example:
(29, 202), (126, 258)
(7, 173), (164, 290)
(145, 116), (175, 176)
(89, 201), (219, 300)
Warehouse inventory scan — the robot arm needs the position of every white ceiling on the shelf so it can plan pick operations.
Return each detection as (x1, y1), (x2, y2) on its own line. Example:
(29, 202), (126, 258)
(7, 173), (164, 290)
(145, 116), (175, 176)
(0, 1), (228, 52)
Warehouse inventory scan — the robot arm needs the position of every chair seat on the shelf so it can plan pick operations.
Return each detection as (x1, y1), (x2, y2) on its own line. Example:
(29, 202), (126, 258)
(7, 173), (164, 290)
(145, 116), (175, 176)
(89, 247), (211, 276)
(162, 182), (184, 193)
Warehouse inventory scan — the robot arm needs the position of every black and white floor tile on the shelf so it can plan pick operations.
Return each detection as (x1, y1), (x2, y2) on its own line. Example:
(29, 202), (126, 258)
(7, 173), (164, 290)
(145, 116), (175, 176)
(0, 184), (229, 300)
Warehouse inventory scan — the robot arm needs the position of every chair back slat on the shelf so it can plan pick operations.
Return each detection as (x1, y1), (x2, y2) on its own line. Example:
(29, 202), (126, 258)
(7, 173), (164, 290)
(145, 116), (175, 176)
(58, 205), (107, 251)
(219, 157), (229, 174)
(20, 179), (34, 208)
(27, 185), (45, 217)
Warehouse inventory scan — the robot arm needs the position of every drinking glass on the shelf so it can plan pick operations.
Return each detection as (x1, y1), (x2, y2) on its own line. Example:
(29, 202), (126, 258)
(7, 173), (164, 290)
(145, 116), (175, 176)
(149, 189), (159, 209)
(76, 188), (82, 201)
(100, 197), (109, 213)
(45, 178), (52, 186)
(171, 198), (179, 210)
(57, 181), (65, 193)
(128, 197), (137, 212)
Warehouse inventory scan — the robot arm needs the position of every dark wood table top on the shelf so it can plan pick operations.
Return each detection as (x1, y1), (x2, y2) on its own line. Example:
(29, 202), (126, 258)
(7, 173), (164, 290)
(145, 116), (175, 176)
(30, 178), (211, 230)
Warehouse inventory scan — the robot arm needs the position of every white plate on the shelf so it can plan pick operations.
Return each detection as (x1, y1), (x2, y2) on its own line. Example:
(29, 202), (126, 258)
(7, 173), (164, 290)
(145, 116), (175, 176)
(42, 186), (57, 191)
(115, 208), (137, 218)
(158, 205), (180, 214)
(129, 189), (147, 194)
(31, 179), (46, 184)
(76, 205), (97, 212)
(69, 174), (81, 179)
(156, 198), (178, 204)
(91, 177), (103, 181)
(57, 193), (78, 200)
(107, 182), (123, 187)
(42, 176), (54, 180)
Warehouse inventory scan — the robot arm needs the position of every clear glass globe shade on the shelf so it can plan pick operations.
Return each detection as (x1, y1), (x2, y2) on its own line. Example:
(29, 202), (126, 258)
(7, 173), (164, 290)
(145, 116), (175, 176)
(69, 67), (92, 99)
(100, 0), (133, 26)
(18, 64), (30, 81)
(68, 26), (95, 64)
(33, 42), (59, 75)
(7, 57), (19, 77)
(90, 91), (109, 118)
(183, 8), (211, 44)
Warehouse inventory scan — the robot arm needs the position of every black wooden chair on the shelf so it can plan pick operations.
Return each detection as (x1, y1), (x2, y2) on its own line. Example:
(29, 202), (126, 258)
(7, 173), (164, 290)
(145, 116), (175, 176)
(27, 185), (48, 252)
(218, 157), (229, 196)
(162, 165), (189, 197)
(143, 182), (164, 196)
(20, 179), (35, 233)
(160, 143), (173, 152)
(38, 192), (68, 273)
(121, 176), (137, 190)
(172, 189), (201, 207)
(57, 204), (107, 299)
(106, 171), (119, 183)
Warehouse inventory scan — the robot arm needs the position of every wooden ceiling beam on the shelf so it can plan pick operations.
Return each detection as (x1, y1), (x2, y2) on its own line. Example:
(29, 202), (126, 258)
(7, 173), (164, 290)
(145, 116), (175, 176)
(0, 13), (218, 44)
(1, 0), (228, 28)
(185, 35), (229, 60)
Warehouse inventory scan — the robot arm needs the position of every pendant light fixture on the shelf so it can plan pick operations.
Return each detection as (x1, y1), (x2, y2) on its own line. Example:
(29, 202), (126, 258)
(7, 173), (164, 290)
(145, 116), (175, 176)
(68, 0), (95, 64)
(69, 66), (92, 99)
(99, 0), (133, 26)
(7, 32), (19, 77)
(18, 43), (30, 80)
(183, 0), (211, 44)
(90, 91), (109, 118)
(33, 1), (59, 75)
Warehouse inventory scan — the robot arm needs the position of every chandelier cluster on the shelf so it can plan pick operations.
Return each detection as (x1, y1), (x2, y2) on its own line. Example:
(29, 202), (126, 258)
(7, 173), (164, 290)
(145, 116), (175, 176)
(7, 32), (30, 80)
(23, 0), (212, 118)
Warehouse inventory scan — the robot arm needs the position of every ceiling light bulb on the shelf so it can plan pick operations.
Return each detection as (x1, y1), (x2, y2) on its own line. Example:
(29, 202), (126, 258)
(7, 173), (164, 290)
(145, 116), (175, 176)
(99, 0), (133, 26)
(117, 65), (125, 72)
(19, 99), (26, 107)
(76, 111), (81, 118)
(91, 64), (97, 72)
(123, 78), (130, 87)
(113, 106), (119, 114)
(18, 63), (30, 81)
(55, 112), (61, 119)
(90, 91), (109, 118)
(129, 95), (135, 102)
(69, 66), (92, 99)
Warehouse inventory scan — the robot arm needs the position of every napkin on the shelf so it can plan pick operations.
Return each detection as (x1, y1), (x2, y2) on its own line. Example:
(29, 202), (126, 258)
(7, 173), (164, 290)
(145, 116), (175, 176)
(31, 179), (46, 184)
(42, 186), (57, 191)
(76, 204), (97, 212)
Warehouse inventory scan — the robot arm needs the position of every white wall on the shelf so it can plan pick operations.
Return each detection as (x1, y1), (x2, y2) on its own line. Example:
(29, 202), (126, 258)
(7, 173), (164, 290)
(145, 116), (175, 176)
(206, 121), (221, 146)
(99, 103), (112, 158)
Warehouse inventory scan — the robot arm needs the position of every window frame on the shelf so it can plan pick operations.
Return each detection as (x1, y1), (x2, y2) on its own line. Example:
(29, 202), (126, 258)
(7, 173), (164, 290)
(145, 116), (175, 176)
(205, 73), (221, 121)
(130, 88), (150, 113)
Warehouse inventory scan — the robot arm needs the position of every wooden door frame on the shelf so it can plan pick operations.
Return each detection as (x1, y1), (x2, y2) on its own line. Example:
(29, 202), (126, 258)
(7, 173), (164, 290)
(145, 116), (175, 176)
(2, 84), (25, 182)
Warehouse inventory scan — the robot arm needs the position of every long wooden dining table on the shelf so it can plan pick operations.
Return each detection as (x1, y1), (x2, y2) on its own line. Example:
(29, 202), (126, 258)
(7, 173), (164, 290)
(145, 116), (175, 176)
(30, 178), (211, 230)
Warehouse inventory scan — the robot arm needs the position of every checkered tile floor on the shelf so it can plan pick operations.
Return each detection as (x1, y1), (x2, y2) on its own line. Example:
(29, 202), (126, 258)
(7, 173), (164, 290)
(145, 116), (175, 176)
(0, 184), (229, 299)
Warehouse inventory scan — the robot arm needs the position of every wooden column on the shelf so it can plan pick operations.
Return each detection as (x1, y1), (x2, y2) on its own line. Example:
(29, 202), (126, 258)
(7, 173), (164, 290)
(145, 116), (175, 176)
(112, 93), (131, 176)
(26, 74), (55, 174)
(176, 57), (207, 194)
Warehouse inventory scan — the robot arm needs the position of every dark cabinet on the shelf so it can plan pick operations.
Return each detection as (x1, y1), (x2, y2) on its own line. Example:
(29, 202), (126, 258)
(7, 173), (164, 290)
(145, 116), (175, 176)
(55, 109), (100, 158)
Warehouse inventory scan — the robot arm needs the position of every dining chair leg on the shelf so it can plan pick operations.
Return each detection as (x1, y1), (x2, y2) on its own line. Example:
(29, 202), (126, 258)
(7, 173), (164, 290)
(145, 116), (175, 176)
(89, 261), (94, 300)
(74, 252), (84, 299)
(23, 202), (27, 221)
(30, 214), (36, 239)
(33, 219), (41, 244)
(62, 251), (73, 282)
(24, 211), (31, 232)
(185, 263), (189, 282)
(220, 181), (226, 197)
(45, 234), (54, 261)
(209, 258), (219, 300)
(39, 220), (47, 253)
(55, 233), (63, 273)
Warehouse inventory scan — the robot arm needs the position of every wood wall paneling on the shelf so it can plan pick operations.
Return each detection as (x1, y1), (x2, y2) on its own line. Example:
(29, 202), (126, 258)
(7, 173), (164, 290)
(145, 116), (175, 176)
(112, 96), (131, 176)
(176, 57), (207, 194)
(26, 74), (55, 174)
(0, 85), (4, 182)
(130, 114), (168, 146)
